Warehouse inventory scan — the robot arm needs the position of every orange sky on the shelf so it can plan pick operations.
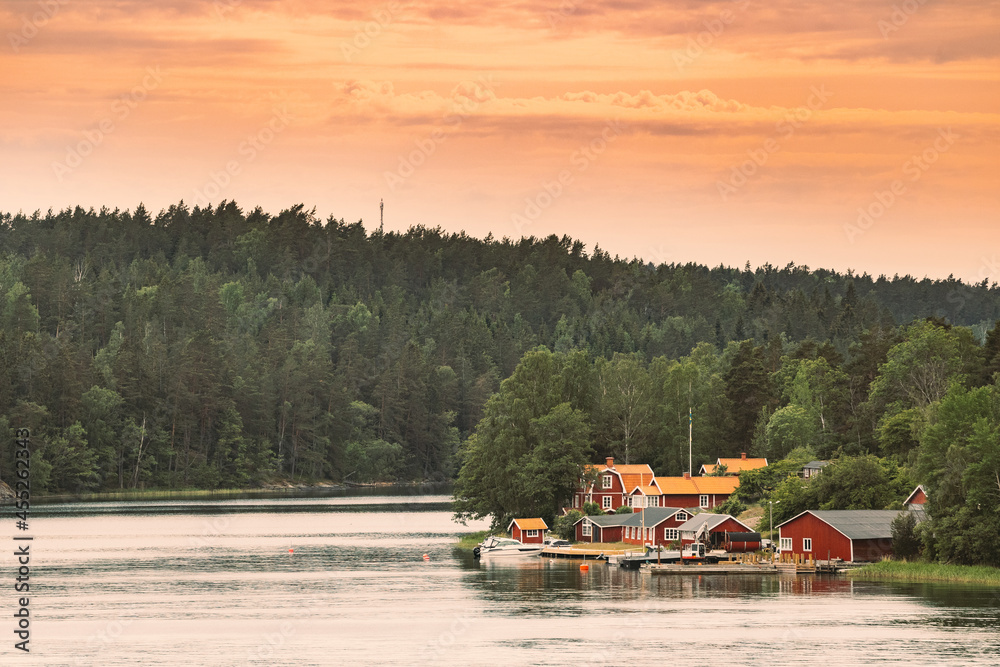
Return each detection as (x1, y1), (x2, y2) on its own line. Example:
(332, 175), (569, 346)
(2, 0), (998, 282)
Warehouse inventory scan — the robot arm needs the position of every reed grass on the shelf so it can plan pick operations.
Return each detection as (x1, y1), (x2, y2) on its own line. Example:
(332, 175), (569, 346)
(849, 560), (1000, 586)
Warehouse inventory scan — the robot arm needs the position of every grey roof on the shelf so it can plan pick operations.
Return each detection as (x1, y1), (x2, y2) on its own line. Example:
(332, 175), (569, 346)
(621, 507), (684, 527)
(788, 509), (922, 540)
(803, 460), (829, 469)
(575, 514), (634, 528)
(677, 513), (751, 533)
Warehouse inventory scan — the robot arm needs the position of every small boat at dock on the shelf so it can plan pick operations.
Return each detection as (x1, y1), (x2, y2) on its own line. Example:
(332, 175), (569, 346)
(474, 535), (544, 558)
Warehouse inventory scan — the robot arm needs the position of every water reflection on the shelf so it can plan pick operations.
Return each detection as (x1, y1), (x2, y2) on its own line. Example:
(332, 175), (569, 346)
(23, 495), (1000, 666)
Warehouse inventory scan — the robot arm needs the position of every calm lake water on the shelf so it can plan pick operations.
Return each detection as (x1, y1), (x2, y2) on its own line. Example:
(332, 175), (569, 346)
(11, 492), (1000, 666)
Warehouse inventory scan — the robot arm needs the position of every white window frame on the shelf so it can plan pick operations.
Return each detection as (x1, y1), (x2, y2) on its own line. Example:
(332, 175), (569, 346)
(602, 474), (613, 489)
(699, 495), (709, 508)
(665, 528), (679, 541)
(803, 538), (812, 552)
(602, 495), (612, 510)
(649, 496), (659, 507)
(780, 537), (792, 551)
(582, 522), (592, 537)
(675, 512), (688, 522)
(525, 529), (538, 538)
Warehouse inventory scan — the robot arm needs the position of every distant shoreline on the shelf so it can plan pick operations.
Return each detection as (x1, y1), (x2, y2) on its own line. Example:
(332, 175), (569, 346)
(14, 480), (452, 504)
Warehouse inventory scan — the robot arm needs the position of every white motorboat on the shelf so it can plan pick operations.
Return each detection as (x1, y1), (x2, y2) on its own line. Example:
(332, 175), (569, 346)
(473, 535), (544, 558)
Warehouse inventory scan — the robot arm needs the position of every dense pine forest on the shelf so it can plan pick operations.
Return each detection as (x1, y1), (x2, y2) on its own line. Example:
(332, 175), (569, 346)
(1, 201), (999, 503)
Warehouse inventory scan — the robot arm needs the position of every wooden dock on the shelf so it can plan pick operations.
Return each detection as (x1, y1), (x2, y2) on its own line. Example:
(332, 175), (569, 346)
(539, 547), (627, 561)
(645, 564), (778, 575)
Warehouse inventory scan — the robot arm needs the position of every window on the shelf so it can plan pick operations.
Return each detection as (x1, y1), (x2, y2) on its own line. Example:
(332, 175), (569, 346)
(699, 495), (709, 508)
(629, 496), (640, 508)
(582, 522), (592, 537)
(628, 527), (634, 539)
(602, 496), (612, 510)
(574, 495), (579, 507)
(602, 474), (613, 489)
(649, 496), (659, 507)
(525, 529), (538, 538)
(780, 537), (792, 551)
(664, 529), (679, 541)
(675, 512), (688, 522)
(803, 538), (812, 552)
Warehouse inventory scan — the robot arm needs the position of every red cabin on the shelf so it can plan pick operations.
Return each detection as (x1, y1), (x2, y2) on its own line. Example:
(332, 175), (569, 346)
(776, 510), (920, 562)
(508, 518), (548, 544)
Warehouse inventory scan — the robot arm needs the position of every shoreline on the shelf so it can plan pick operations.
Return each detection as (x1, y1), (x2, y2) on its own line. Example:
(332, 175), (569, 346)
(848, 560), (1000, 586)
(11, 479), (452, 504)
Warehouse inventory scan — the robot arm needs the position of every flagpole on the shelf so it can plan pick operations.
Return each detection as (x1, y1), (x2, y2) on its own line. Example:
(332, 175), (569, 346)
(688, 407), (692, 475)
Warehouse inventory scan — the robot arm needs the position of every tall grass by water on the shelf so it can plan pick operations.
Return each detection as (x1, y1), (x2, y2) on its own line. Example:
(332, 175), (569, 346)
(850, 560), (1000, 586)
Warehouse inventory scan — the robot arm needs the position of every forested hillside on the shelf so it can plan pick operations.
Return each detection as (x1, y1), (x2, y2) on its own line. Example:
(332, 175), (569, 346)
(1, 201), (999, 494)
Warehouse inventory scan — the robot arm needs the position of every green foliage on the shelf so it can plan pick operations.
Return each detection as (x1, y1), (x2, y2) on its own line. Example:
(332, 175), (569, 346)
(614, 505), (634, 514)
(915, 382), (1000, 566)
(582, 501), (603, 516)
(891, 511), (921, 560)
(553, 509), (583, 539)
(4, 202), (1000, 530)
(452, 349), (594, 530)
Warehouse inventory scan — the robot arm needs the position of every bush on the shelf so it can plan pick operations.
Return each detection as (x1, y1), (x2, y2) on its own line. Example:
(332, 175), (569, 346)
(553, 510), (583, 539)
(892, 511), (921, 560)
(583, 501), (603, 515)
(615, 505), (634, 514)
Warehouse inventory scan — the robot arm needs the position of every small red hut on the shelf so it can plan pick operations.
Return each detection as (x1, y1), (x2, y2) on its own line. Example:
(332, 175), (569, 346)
(508, 518), (548, 544)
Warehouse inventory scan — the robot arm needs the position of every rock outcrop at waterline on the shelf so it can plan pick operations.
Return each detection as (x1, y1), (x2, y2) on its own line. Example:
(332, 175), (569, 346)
(0, 479), (14, 501)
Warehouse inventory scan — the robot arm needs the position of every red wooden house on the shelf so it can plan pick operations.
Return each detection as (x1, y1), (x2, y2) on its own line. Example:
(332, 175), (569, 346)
(573, 513), (632, 543)
(776, 510), (916, 562)
(508, 518), (548, 544)
(699, 452), (768, 476)
(571, 457), (655, 513)
(656, 473), (739, 510)
(904, 485), (927, 510)
(621, 507), (689, 546)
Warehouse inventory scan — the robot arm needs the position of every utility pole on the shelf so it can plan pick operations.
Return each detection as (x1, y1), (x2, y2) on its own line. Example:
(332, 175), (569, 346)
(688, 406), (692, 476)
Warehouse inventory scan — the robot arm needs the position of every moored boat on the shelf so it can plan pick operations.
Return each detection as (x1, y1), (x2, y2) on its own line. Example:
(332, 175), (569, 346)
(473, 535), (544, 558)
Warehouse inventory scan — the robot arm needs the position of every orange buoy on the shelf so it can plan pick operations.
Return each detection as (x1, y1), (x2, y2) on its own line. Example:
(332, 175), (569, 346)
(423, 553), (430, 561)
(580, 564), (589, 571)
(288, 548), (294, 554)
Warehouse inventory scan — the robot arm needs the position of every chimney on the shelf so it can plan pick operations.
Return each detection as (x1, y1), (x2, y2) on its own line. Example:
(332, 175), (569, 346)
(605, 456), (615, 469)
(741, 452), (747, 460)
(683, 472), (691, 480)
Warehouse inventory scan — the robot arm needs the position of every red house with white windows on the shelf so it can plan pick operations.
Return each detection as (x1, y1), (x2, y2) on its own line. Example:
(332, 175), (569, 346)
(508, 518), (548, 544)
(621, 507), (690, 546)
(776, 510), (918, 562)
(571, 457), (655, 513)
